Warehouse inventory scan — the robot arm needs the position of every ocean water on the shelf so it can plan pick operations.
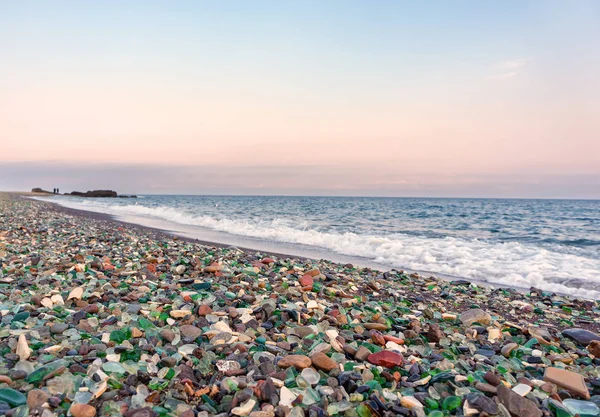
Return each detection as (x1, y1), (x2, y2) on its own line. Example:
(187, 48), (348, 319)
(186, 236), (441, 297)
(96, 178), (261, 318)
(36, 195), (600, 299)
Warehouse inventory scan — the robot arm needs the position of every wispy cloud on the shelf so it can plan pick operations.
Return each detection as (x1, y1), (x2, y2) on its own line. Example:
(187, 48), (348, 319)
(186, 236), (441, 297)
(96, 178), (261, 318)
(500, 58), (528, 70)
(487, 58), (530, 80)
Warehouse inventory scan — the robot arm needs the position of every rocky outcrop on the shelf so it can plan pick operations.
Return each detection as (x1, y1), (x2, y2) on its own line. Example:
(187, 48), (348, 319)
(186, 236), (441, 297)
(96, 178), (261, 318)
(31, 188), (52, 194)
(70, 190), (118, 198)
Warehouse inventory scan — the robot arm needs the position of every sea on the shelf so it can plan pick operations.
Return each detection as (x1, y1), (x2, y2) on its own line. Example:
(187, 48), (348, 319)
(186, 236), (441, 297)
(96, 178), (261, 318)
(35, 195), (600, 299)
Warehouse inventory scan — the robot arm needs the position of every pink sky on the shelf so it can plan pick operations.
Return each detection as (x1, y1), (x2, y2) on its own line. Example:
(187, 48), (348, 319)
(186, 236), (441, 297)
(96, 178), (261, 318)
(1, 1), (599, 197)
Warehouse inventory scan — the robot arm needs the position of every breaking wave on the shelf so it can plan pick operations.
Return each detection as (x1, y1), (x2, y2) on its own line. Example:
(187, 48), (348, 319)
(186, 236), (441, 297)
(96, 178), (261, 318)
(36, 196), (600, 299)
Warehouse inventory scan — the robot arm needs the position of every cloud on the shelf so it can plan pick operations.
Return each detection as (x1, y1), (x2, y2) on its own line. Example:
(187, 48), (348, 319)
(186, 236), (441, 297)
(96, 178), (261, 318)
(487, 58), (530, 80)
(500, 58), (528, 70)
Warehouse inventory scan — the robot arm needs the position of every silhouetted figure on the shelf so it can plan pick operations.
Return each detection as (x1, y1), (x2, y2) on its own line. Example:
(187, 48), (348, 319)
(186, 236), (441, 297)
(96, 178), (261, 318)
(53, 188), (56, 194)
(57, 188), (60, 194)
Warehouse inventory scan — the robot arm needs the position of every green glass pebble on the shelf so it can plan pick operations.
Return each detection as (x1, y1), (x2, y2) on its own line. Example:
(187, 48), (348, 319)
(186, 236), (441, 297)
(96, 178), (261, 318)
(524, 338), (538, 348)
(25, 359), (68, 385)
(12, 312), (30, 322)
(102, 362), (126, 375)
(193, 282), (212, 290)
(424, 397), (439, 409)
(428, 411), (444, 417)
(0, 388), (26, 407)
(344, 362), (357, 371)
(109, 328), (131, 343)
(442, 396), (462, 411)
(548, 399), (575, 417)
(563, 399), (600, 417)
(365, 380), (382, 392)
(256, 336), (266, 345)
(148, 379), (169, 390)
(138, 317), (155, 330)
(356, 404), (372, 417)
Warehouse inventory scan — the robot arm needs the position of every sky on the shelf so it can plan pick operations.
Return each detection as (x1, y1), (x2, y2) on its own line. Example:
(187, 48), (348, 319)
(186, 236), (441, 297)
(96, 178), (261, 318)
(1, 1), (599, 198)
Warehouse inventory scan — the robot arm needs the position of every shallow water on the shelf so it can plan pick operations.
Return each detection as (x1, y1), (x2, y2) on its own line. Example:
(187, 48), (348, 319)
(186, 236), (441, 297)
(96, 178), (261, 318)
(36, 195), (600, 298)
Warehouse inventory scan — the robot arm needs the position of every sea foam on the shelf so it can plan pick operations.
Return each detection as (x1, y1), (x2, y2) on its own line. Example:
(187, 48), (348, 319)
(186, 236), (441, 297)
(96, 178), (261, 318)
(36, 196), (600, 299)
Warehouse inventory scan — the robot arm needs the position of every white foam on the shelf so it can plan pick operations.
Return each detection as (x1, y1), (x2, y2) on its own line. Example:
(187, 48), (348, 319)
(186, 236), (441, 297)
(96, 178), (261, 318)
(36, 197), (600, 299)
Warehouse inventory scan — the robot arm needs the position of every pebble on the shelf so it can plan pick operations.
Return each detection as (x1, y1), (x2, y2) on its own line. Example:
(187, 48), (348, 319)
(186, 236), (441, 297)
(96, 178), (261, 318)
(310, 352), (338, 372)
(70, 403), (97, 417)
(50, 323), (69, 334)
(278, 355), (312, 369)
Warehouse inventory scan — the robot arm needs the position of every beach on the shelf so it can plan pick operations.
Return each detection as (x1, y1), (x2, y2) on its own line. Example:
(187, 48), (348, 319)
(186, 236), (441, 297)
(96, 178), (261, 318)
(1, 192), (600, 417)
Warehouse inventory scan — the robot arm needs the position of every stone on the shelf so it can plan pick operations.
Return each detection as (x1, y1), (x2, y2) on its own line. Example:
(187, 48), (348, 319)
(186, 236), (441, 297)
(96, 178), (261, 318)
(475, 382), (497, 394)
(169, 310), (192, 318)
(292, 326), (315, 338)
(497, 385), (542, 417)
(160, 329), (176, 342)
(123, 407), (157, 417)
(232, 399), (256, 416)
(459, 309), (492, 326)
(426, 323), (444, 342)
(367, 351), (403, 368)
(203, 264), (222, 273)
(277, 355), (312, 369)
(400, 396), (423, 409)
(198, 304), (212, 316)
(16, 334), (31, 360)
(528, 326), (554, 345)
(589, 340), (600, 357)
(544, 367), (590, 399)
(363, 323), (388, 331)
(68, 287), (84, 300)
(483, 371), (502, 387)
(354, 346), (371, 361)
(27, 389), (49, 409)
(179, 325), (202, 340)
(501, 342), (518, 357)
(51, 323), (69, 334)
(563, 328), (600, 345)
(299, 274), (313, 288)
(310, 352), (338, 372)
(70, 403), (97, 417)
(464, 393), (498, 415)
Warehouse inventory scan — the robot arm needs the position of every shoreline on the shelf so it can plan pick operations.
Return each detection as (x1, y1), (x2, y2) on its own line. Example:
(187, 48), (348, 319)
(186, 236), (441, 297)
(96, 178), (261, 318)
(2, 192), (600, 416)
(23, 193), (586, 300)
(4, 191), (600, 325)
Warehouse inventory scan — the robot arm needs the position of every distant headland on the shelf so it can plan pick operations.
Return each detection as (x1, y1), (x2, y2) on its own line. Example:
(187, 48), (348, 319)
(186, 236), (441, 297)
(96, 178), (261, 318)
(31, 188), (137, 198)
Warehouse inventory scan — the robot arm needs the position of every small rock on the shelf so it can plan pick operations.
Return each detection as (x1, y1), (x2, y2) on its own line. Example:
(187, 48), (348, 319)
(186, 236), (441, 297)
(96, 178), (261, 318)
(497, 385), (542, 417)
(460, 309), (492, 326)
(277, 355), (312, 369)
(367, 351), (403, 368)
(544, 367), (590, 399)
(563, 328), (600, 346)
(27, 389), (49, 409)
(70, 403), (97, 417)
(232, 399), (256, 416)
(51, 323), (69, 334)
(588, 340), (600, 357)
(179, 325), (202, 340)
(310, 352), (338, 372)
